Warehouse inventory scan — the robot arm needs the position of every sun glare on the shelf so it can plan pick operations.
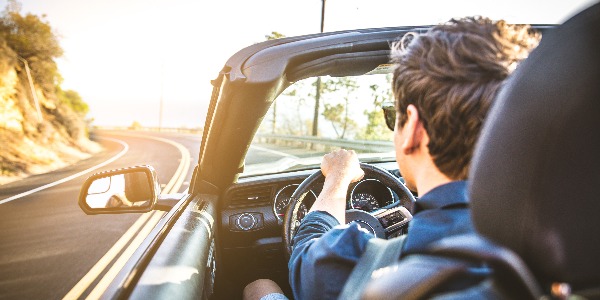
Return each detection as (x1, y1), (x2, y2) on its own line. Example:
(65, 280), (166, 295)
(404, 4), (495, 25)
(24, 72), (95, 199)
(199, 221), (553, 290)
(11, 0), (595, 128)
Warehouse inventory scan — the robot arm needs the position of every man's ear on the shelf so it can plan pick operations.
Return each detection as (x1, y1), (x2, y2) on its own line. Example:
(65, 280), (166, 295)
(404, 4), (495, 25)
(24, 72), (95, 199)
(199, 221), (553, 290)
(401, 104), (424, 154)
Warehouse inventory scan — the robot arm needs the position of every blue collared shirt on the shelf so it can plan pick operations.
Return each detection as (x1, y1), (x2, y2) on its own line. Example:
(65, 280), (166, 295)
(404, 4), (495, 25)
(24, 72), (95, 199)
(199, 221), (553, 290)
(289, 181), (474, 300)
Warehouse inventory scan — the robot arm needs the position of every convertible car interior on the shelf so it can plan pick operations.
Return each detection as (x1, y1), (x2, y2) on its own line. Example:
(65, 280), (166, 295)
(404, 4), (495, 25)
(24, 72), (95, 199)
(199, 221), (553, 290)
(77, 2), (599, 299)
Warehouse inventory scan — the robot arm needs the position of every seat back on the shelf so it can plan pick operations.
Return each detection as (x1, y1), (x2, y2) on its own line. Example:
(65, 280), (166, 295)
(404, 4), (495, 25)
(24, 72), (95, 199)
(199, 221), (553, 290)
(469, 2), (600, 290)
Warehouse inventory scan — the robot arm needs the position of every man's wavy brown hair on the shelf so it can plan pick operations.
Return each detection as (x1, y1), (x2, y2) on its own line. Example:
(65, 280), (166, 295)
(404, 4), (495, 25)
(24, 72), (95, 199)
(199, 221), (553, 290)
(391, 17), (540, 180)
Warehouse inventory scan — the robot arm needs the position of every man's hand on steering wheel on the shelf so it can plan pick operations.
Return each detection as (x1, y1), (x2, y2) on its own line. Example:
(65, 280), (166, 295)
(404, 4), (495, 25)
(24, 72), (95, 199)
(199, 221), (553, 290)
(321, 149), (365, 183)
(311, 149), (365, 224)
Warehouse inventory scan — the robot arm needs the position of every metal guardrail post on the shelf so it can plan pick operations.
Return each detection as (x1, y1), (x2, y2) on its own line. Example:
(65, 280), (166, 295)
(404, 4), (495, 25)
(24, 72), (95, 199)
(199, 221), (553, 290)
(255, 134), (394, 152)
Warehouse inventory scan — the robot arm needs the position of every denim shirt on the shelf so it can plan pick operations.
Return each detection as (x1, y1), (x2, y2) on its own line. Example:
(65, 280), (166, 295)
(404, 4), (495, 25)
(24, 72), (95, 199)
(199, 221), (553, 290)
(288, 181), (473, 300)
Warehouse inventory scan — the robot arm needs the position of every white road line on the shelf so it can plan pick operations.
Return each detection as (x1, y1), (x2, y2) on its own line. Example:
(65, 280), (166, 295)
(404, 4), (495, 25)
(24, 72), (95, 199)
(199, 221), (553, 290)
(101, 132), (192, 194)
(171, 155), (190, 194)
(250, 145), (298, 158)
(62, 132), (192, 299)
(0, 137), (129, 205)
(154, 137), (190, 194)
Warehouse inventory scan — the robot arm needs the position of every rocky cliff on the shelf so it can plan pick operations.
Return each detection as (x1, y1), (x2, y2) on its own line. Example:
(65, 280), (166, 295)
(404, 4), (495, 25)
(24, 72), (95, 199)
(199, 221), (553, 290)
(0, 43), (100, 185)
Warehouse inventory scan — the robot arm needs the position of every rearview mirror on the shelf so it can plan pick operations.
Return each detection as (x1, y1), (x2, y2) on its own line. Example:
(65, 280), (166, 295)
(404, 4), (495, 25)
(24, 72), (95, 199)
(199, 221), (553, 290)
(78, 165), (160, 214)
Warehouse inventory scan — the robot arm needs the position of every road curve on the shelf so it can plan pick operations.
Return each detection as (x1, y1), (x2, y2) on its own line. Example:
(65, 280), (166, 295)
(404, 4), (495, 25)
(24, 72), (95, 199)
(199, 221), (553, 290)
(0, 130), (200, 300)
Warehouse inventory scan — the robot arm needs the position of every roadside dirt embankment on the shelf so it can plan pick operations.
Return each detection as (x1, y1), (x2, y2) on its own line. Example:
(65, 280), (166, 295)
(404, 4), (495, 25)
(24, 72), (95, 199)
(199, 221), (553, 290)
(0, 48), (101, 185)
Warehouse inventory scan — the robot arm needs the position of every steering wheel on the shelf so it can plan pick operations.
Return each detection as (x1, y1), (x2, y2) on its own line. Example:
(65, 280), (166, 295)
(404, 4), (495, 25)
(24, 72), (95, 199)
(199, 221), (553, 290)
(283, 163), (416, 257)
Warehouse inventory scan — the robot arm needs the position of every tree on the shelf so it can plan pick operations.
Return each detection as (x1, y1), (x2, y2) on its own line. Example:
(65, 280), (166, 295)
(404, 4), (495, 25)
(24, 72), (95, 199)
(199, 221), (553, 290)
(57, 88), (88, 116)
(265, 31), (285, 40)
(320, 77), (358, 139)
(358, 75), (394, 140)
(0, 0), (63, 92)
(130, 121), (142, 130)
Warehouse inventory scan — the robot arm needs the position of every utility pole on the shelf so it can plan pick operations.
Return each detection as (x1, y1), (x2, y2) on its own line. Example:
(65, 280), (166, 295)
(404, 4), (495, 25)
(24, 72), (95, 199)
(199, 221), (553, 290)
(311, 0), (326, 136)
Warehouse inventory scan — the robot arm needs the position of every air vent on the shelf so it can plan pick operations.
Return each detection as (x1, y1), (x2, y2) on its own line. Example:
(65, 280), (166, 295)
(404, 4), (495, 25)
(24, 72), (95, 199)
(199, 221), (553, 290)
(229, 186), (273, 208)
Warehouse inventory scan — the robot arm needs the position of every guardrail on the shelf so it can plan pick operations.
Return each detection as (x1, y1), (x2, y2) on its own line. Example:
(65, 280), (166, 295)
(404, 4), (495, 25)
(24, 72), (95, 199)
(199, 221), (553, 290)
(91, 127), (393, 152)
(255, 134), (394, 153)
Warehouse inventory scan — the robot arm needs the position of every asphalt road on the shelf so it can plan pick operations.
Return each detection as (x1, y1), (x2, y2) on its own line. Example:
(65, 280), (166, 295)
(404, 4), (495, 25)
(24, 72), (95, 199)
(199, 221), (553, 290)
(0, 130), (199, 300)
(0, 130), (302, 300)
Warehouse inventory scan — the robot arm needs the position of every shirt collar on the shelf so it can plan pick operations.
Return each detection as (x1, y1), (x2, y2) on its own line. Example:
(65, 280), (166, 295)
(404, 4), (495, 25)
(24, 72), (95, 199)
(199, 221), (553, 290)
(412, 180), (469, 214)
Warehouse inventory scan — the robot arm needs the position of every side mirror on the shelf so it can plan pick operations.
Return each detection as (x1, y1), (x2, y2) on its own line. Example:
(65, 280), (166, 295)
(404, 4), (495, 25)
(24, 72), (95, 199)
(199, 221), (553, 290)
(78, 165), (160, 214)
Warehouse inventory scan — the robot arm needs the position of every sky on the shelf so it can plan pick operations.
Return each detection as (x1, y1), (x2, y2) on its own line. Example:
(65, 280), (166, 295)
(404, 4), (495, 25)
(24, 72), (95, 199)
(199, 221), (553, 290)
(4, 0), (596, 128)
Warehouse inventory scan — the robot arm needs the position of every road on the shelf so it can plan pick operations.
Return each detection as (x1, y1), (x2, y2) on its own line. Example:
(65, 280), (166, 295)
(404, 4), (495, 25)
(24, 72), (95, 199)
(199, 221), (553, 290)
(0, 130), (199, 299)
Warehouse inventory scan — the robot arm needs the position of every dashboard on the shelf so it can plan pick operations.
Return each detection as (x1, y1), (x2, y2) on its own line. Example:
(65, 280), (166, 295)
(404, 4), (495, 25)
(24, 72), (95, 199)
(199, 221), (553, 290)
(217, 162), (407, 292)
(220, 162), (405, 242)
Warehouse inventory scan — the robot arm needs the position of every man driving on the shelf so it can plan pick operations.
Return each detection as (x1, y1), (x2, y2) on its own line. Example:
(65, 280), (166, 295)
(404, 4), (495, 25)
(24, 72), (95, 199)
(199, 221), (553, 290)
(243, 17), (539, 300)
(286, 17), (540, 300)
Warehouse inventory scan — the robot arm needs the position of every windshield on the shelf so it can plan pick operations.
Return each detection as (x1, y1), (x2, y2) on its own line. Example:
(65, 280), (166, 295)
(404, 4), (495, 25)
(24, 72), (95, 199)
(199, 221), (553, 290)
(243, 73), (396, 176)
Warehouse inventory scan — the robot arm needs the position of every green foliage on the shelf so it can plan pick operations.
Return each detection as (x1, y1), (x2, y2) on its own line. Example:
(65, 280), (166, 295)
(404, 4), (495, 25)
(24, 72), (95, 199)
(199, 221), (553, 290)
(263, 72), (395, 141)
(57, 87), (88, 116)
(0, 1), (63, 91)
(1, 1), (89, 119)
(318, 77), (359, 94)
(360, 106), (392, 140)
(265, 31), (285, 40)
(357, 75), (394, 140)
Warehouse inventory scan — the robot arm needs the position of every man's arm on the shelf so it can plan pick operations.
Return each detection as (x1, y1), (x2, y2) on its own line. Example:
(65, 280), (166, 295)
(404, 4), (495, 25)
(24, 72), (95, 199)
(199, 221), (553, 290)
(289, 213), (372, 300)
(288, 149), (367, 299)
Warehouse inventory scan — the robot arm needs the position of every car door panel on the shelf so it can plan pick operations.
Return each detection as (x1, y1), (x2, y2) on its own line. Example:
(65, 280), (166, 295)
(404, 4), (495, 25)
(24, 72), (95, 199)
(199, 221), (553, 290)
(127, 193), (217, 300)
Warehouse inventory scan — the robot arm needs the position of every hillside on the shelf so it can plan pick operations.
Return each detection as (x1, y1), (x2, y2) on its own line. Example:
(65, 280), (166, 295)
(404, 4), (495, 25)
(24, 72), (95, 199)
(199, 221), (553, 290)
(0, 3), (101, 185)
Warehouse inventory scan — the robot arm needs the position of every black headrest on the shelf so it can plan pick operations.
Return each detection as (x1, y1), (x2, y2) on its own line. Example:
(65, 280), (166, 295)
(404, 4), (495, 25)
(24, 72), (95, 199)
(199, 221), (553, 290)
(469, 3), (600, 289)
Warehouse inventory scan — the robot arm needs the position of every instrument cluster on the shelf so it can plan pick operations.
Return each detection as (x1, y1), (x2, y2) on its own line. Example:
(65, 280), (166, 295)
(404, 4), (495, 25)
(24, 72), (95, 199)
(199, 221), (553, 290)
(349, 179), (395, 212)
(272, 179), (396, 221)
(273, 184), (316, 222)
